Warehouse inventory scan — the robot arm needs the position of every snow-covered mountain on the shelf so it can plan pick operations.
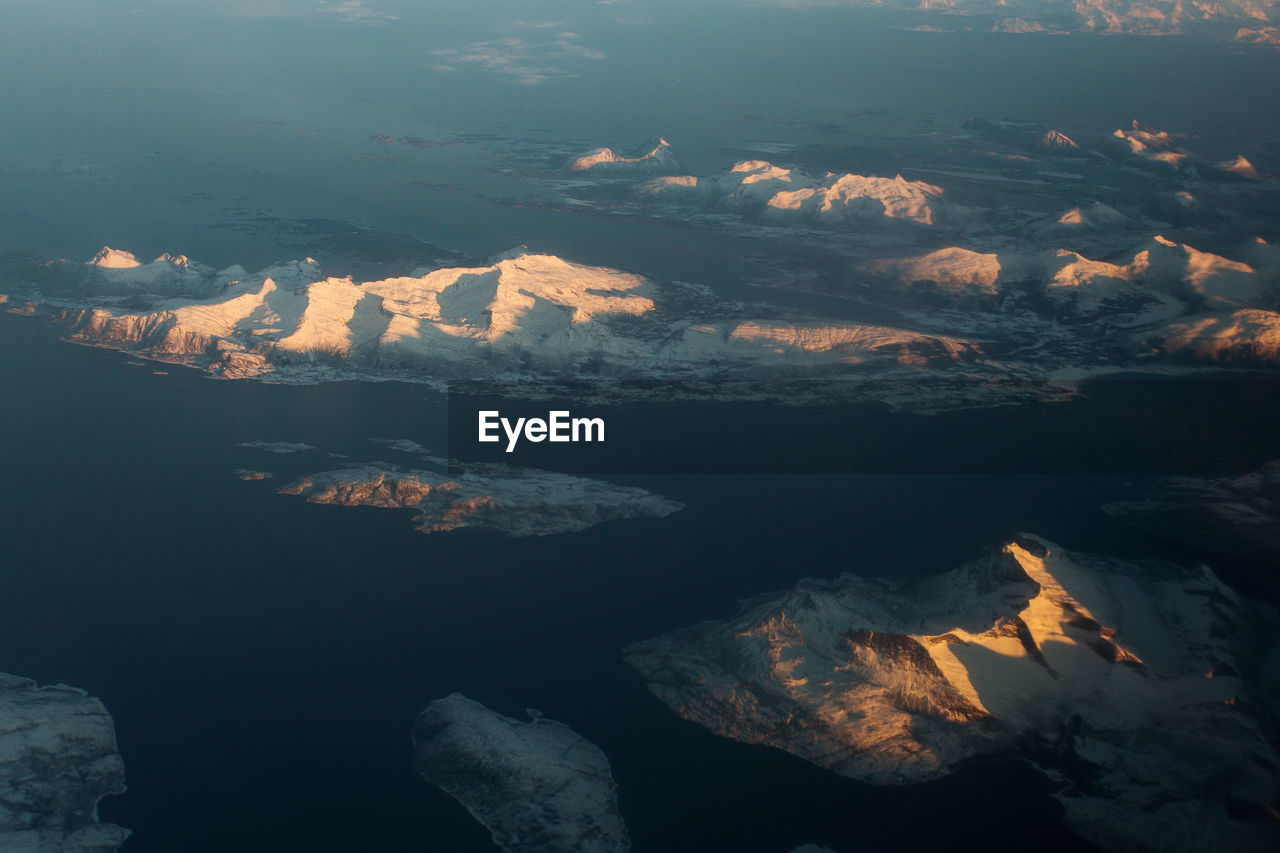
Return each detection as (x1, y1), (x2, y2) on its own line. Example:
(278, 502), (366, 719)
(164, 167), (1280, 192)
(0, 674), (129, 851)
(1220, 154), (1263, 178)
(642, 161), (957, 226)
(3, 248), (1004, 405)
(1154, 308), (1280, 364)
(1111, 120), (1191, 168)
(4, 238), (1277, 408)
(626, 535), (1280, 853)
(1054, 201), (1128, 229)
(27, 246), (246, 299)
(278, 459), (683, 537)
(412, 693), (630, 853)
(963, 118), (1087, 154)
(566, 138), (683, 176)
(862, 234), (1278, 324)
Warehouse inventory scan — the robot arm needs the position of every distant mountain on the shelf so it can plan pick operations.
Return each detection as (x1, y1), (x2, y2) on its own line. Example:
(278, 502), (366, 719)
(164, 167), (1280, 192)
(964, 118), (1086, 155)
(1055, 201), (1127, 229)
(0, 674), (129, 852)
(412, 694), (630, 853)
(1219, 154), (1263, 178)
(643, 160), (957, 225)
(1037, 129), (1082, 151)
(1105, 460), (1280, 563)
(3, 237), (1278, 408)
(2, 248), (1009, 407)
(279, 459), (683, 537)
(566, 137), (683, 176)
(627, 534), (1280, 852)
(861, 233), (1278, 325)
(771, 1), (1280, 43)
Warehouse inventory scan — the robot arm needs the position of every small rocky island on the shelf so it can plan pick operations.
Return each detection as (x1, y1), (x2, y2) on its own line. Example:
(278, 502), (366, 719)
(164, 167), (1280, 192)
(412, 693), (630, 852)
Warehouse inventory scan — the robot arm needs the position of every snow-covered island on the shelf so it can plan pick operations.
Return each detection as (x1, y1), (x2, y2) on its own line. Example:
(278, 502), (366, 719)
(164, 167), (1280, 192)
(3, 239), (1276, 412)
(567, 137), (682, 176)
(626, 535), (1280, 853)
(0, 674), (129, 852)
(412, 693), (630, 853)
(278, 458), (682, 537)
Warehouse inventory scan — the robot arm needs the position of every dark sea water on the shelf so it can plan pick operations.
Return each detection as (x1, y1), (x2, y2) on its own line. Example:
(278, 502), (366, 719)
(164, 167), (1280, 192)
(2, 311), (1275, 852)
(2, 4), (1280, 849)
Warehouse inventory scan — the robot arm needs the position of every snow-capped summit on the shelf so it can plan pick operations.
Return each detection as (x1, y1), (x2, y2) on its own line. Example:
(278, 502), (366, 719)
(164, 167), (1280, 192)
(75, 247), (225, 298)
(89, 246), (142, 269)
(1037, 129), (1081, 151)
(1134, 234), (1258, 308)
(566, 137), (682, 175)
(1112, 120), (1188, 167)
(1055, 201), (1128, 228)
(89, 248), (197, 270)
(1219, 154), (1261, 178)
(644, 160), (953, 226)
(18, 248), (983, 393)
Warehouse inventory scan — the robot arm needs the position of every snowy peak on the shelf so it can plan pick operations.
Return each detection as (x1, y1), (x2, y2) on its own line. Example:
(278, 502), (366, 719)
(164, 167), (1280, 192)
(90, 248), (196, 270)
(1055, 201), (1127, 228)
(867, 234), (1270, 318)
(89, 246), (142, 269)
(1133, 235), (1258, 307)
(1219, 154), (1262, 178)
(867, 247), (1001, 299)
(1112, 120), (1188, 167)
(367, 252), (657, 341)
(645, 160), (953, 226)
(17, 246), (991, 394)
(566, 137), (682, 175)
(1155, 308), (1280, 364)
(1037, 129), (1081, 151)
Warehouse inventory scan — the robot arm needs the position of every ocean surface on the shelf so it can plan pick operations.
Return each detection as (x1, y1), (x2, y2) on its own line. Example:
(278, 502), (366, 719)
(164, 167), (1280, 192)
(2, 310), (1276, 852)
(3, 6), (1280, 849)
